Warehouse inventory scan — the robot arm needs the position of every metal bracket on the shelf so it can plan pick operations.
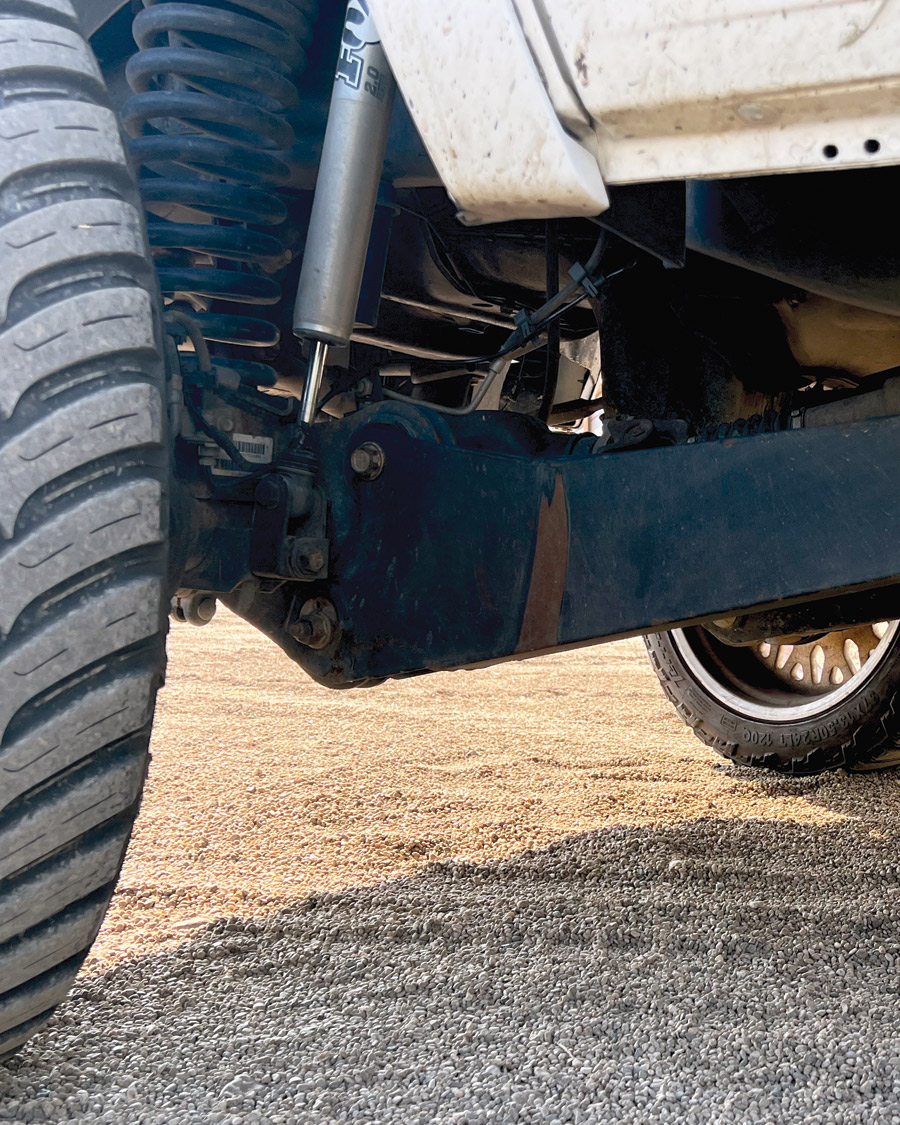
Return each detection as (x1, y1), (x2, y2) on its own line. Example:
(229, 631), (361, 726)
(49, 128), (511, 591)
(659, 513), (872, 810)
(219, 399), (900, 688)
(249, 449), (329, 581)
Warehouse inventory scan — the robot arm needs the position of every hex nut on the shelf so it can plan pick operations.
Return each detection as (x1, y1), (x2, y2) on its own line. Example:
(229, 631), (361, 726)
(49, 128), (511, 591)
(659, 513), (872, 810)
(288, 598), (338, 649)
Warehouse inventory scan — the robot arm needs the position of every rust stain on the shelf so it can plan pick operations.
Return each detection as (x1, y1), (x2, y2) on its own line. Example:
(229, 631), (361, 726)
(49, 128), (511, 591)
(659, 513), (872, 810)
(518, 473), (569, 653)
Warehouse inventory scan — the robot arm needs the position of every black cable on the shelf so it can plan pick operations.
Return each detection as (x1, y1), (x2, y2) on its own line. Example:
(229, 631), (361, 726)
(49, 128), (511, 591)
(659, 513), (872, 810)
(375, 237), (626, 414)
(183, 394), (258, 474)
(165, 309), (212, 372)
(539, 220), (560, 423)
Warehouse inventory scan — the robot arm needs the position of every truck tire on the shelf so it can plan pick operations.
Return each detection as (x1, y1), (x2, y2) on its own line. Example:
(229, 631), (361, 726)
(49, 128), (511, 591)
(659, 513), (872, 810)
(645, 622), (900, 774)
(0, 0), (168, 1059)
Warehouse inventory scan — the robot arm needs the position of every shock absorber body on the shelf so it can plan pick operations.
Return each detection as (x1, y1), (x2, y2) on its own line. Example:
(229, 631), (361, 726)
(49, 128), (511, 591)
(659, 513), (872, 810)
(293, 0), (396, 421)
(122, 0), (316, 354)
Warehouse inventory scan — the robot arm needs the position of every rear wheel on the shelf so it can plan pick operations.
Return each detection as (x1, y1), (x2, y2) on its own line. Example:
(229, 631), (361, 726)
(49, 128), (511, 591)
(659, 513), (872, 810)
(0, 0), (168, 1059)
(646, 621), (900, 774)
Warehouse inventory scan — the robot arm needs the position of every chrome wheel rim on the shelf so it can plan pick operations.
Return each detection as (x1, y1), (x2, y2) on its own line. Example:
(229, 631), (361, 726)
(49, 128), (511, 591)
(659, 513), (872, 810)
(670, 620), (899, 722)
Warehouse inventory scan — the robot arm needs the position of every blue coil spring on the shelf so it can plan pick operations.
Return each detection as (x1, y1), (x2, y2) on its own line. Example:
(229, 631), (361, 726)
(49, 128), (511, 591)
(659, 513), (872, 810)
(122, 0), (316, 350)
(699, 409), (789, 442)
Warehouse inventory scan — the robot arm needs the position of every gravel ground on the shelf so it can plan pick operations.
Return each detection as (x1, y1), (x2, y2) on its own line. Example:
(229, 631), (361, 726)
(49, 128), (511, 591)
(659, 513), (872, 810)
(4, 609), (900, 1123)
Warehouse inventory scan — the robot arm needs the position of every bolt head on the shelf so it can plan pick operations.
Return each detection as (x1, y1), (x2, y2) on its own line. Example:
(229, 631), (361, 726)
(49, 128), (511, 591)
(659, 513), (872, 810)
(290, 618), (314, 643)
(196, 596), (217, 623)
(350, 441), (386, 481)
(254, 476), (282, 510)
(288, 598), (338, 649)
(171, 592), (217, 626)
(288, 541), (326, 577)
(305, 548), (326, 573)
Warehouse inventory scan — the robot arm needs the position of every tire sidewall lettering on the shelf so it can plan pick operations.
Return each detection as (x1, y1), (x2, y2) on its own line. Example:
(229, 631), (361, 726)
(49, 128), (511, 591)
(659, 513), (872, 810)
(647, 631), (900, 770)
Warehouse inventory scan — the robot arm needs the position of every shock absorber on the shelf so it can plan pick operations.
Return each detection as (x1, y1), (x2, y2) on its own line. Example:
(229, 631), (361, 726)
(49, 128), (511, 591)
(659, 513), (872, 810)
(293, 0), (396, 422)
(122, 0), (316, 357)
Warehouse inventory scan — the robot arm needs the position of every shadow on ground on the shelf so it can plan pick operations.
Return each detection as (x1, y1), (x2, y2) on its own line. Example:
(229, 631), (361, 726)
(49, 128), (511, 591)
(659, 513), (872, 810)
(722, 758), (900, 831)
(5, 780), (900, 1125)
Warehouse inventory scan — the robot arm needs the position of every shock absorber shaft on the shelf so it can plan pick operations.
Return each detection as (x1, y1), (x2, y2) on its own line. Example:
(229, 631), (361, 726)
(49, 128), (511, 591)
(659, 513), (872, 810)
(293, 0), (396, 363)
(299, 339), (329, 423)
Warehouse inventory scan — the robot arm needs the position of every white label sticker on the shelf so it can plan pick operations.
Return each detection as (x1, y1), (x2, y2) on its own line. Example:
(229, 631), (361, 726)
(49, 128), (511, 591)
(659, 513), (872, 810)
(204, 432), (274, 477)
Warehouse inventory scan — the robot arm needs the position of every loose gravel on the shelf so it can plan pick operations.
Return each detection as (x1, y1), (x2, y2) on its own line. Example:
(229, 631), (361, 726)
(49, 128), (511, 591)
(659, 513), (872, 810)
(4, 611), (900, 1123)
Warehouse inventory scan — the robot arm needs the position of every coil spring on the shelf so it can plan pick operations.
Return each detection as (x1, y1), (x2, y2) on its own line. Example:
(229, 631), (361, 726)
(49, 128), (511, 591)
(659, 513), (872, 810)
(698, 409), (790, 442)
(122, 0), (315, 354)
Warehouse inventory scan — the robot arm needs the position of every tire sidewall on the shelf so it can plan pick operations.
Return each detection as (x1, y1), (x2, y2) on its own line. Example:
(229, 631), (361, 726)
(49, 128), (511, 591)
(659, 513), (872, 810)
(646, 627), (900, 772)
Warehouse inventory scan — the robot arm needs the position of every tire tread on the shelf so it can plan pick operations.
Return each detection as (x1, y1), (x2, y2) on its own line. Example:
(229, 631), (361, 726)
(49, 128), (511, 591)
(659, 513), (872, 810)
(0, 2), (167, 1061)
(645, 631), (900, 775)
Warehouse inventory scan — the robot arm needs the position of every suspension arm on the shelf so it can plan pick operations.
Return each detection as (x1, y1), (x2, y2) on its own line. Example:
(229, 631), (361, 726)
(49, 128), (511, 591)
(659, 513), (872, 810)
(188, 401), (900, 687)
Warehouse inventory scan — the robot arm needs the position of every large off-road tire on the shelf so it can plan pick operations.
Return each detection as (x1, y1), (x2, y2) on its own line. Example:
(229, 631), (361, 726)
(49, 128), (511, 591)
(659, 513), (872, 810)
(0, 0), (168, 1059)
(646, 622), (900, 775)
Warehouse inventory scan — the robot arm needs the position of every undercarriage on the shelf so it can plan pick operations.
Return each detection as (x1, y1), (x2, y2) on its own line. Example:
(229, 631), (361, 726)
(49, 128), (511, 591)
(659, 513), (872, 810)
(86, 0), (900, 664)
(6, 0), (900, 1059)
(71, 0), (900, 749)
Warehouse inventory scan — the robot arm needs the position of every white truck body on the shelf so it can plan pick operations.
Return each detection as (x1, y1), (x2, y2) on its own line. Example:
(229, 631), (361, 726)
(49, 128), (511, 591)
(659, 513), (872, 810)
(375, 0), (900, 223)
